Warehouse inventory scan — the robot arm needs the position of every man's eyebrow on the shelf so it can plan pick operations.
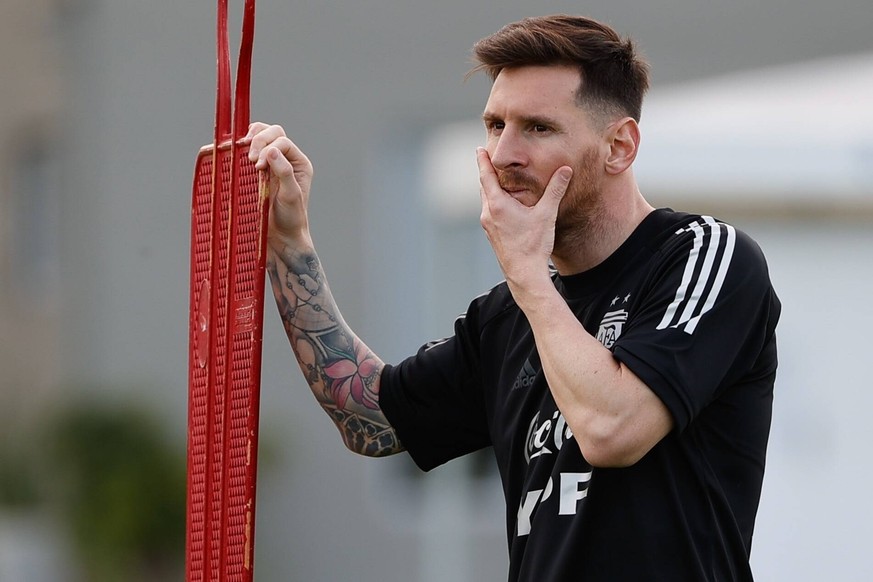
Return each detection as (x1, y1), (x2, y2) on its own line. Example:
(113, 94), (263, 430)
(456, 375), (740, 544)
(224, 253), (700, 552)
(481, 112), (560, 127)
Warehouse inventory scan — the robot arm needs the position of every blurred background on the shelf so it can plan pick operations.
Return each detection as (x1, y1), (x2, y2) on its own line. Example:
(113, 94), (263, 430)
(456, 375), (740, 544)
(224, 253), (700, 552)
(1, 0), (872, 580)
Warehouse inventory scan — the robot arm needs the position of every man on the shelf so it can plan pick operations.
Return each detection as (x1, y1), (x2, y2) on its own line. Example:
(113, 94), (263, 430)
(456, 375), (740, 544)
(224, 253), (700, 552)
(245, 14), (780, 581)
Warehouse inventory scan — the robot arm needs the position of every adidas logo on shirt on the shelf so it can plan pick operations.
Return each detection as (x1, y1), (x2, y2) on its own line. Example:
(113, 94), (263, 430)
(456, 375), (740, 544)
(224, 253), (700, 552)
(512, 359), (538, 391)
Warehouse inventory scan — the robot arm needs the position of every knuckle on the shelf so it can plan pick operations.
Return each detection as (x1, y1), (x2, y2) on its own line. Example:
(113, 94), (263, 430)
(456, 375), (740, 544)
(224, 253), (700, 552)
(276, 136), (294, 152)
(250, 134), (266, 150)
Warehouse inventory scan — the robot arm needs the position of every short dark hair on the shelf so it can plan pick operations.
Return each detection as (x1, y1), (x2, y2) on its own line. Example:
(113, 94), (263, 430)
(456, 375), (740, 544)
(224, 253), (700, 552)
(470, 15), (650, 122)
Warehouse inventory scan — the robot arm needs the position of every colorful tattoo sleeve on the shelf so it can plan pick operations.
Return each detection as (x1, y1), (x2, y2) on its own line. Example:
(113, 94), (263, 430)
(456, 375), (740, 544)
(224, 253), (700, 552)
(267, 243), (403, 457)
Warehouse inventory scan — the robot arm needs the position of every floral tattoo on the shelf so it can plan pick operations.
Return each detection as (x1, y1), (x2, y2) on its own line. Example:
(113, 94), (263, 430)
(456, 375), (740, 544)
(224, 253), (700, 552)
(267, 244), (402, 456)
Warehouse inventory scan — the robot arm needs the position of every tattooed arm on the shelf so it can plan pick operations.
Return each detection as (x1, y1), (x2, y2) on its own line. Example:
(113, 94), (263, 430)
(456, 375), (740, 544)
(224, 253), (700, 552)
(246, 122), (404, 458)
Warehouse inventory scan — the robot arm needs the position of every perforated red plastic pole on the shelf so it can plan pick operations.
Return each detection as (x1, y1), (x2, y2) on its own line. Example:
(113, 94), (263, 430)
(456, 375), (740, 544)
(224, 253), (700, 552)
(187, 0), (267, 580)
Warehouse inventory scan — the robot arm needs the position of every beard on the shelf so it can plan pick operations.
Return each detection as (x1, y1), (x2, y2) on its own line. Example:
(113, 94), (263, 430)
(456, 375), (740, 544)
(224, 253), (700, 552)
(496, 146), (604, 246)
(554, 146), (604, 244)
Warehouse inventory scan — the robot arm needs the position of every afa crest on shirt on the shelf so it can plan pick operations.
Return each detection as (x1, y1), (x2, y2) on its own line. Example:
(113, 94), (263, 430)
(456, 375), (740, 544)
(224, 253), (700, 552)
(596, 308), (629, 349)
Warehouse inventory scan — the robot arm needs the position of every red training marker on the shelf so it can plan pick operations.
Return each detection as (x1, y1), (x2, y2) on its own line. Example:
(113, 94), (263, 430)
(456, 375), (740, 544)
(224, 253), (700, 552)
(187, 1), (267, 580)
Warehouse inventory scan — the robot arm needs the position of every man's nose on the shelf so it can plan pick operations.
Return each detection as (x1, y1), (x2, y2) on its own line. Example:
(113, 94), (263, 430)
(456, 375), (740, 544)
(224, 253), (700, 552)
(489, 131), (528, 170)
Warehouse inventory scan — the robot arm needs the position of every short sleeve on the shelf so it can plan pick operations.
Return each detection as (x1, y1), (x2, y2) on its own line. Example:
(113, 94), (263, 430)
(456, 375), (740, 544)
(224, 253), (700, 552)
(379, 299), (491, 471)
(612, 217), (780, 431)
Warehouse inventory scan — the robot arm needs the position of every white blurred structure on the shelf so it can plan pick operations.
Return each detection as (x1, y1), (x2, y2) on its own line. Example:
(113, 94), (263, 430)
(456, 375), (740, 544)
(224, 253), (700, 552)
(636, 51), (873, 213)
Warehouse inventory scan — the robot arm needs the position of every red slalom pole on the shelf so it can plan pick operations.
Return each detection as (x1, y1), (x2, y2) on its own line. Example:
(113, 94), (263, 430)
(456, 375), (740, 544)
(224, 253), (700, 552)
(186, 0), (267, 580)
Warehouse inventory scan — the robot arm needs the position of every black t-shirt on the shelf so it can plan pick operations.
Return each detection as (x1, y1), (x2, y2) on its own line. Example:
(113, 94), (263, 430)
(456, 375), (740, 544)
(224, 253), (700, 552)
(379, 209), (781, 582)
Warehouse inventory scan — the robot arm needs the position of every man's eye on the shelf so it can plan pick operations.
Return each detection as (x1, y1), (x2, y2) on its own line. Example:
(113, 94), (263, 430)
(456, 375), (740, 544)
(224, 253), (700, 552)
(533, 125), (550, 133)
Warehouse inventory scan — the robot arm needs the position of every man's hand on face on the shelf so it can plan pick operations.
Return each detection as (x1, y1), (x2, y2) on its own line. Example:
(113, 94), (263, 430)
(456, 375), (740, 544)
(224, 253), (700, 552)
(476, 147), (572, 292)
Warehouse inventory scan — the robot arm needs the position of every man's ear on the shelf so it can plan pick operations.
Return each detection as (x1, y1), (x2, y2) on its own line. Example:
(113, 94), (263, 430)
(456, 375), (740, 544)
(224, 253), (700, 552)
(604, 117), (640, 175)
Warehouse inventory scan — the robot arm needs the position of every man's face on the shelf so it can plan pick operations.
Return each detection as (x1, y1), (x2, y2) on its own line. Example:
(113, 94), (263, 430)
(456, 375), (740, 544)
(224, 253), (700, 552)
(482, 65), (606, 232)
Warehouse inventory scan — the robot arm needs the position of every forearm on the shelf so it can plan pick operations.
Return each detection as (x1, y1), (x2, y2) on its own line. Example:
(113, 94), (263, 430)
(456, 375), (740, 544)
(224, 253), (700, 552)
(514, 283), (672, 467)
(267, 239), (403, 457)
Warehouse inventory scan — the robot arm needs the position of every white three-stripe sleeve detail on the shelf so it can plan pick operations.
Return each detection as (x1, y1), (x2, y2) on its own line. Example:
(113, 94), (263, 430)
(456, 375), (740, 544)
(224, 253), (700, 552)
(684, 223), (736, 334)
(676, 216), (721, 328)
(656, 221), (704, 330)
